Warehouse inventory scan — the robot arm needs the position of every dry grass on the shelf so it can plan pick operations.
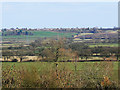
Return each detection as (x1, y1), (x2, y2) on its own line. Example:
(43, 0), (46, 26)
(2, 62), (118, 88)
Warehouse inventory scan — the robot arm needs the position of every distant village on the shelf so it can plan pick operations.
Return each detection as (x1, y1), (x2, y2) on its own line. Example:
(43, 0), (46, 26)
(1, 27), (120, 32)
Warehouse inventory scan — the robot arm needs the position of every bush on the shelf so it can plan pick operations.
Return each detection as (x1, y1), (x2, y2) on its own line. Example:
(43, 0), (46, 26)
(11, 59), (18, 62)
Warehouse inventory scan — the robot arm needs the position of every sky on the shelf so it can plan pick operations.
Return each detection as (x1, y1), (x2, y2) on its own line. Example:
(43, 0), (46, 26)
(0, 0), (119, 2)
(2, 2), (118, 28)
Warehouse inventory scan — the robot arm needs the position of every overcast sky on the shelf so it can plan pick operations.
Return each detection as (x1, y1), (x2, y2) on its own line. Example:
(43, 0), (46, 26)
(2, 2), (118, 28)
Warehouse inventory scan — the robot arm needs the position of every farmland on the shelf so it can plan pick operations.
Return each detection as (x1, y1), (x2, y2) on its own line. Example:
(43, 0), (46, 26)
(1, 28), (120, 88)
(2, 30), (119, 48)
(89, 43), (118, 47)
(1, 1), (120, 88)
(1, 29), (119, 62)
(2, 31), (76, 40)
(2, 30), (76, 47)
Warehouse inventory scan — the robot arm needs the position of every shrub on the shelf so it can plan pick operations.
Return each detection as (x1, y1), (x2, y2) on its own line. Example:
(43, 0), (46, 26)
(11, 59), (18, 62)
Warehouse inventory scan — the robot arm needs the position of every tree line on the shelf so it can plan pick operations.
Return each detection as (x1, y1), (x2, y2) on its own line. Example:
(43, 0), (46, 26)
(2, 30), (33, 36)
(2, 38), (119, 62)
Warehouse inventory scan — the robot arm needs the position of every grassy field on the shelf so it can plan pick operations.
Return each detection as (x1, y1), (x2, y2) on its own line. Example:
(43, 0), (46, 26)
(78, 33), (93, 36)
(2, 62), (119, 88)
(2, 31), (76, 46)
(2, 31), (76, 39)
(2, 31), (118, 48)
(89, 43), (118, 47)
(2, 62), (118, 71)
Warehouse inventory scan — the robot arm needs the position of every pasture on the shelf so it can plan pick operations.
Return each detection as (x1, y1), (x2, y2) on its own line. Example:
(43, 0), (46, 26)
(2, 31), (76, 47)
(89, 43), (118, 47)
(2, 31), (76, 39)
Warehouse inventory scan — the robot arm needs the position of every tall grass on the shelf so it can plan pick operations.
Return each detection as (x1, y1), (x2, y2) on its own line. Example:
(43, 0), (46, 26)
(2, 62), (118, 88)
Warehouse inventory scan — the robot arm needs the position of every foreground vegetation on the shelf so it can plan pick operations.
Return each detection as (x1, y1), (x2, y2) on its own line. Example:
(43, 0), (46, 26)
(2, 62), (119, 88)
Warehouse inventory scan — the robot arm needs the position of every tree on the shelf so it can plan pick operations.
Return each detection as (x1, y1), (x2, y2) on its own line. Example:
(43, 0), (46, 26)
(58, 48), (73, 61)
(83, 49), (92, 61)
(42, 48), (55, 61)
(36, 47), (45, 60)
(91, 46), (102, 56)
(14, 49), (27, 62)
(100, 48), (110, 60)
(113, 47), (119, 61)
(2, 50), (13, 61)
(69, 42), (90, 60)
(45, 39), (65, 62)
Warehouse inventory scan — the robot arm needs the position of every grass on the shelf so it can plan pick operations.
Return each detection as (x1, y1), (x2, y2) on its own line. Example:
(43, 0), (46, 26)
(78, 33), (93, 36)
(2, 31), (76, 39)
(2, 31), (76, 47)
(2, 62), (119, 88)
(2, 31), (76, 46)
(2, 62), (118, 71)
(89, 43), (118, 47)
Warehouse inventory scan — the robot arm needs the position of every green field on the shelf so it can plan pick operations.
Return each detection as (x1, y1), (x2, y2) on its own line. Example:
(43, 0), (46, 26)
(2, 31), (76, 39)
(2, 62), (119, 88)
(89, 43), (118, 47)
(2, 62), (118, 71)
(2, 31), (76, 46)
